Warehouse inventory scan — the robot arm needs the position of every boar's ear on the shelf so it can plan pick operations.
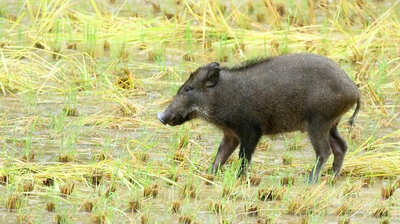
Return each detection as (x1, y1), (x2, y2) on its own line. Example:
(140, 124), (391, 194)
(207, 62), (220, 68)
(205, 62), (220, 88)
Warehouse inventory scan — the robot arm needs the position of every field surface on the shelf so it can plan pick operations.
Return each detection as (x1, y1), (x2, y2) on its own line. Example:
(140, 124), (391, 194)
(0, 0), (399, 223)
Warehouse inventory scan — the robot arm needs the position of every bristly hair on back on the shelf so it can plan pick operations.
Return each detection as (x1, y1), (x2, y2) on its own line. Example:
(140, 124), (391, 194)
(223, 57), (274, 72)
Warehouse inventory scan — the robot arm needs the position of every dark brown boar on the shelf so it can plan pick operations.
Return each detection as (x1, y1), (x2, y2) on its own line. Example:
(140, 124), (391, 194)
(158, 53), (360, 183)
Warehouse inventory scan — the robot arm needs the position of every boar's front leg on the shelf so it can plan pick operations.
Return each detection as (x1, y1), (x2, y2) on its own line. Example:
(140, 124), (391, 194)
(211, 130), (239, 173)
(237, 126), (262, 177)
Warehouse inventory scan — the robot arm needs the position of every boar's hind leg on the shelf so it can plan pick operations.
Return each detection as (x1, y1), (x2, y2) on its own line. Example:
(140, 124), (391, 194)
(329, 124), (347, 176)
(211, 131), (239, 174)
(307, 117), (332, 184)
(237, 127), (262, 177)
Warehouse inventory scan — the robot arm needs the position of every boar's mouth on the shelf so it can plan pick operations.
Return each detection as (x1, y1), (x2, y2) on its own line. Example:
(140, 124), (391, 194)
(167, 113), (186, 126)
(157, 111), (196, 126)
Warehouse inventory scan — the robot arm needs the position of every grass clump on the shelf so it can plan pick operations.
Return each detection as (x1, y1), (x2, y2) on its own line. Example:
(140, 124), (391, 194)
(143, 184), (158, 198)
(90, 171), (103, 187)
(208, 201), (223, 214)
(22, 181), (34, 193)
(60, 183), (75, 197)
(58, 153), (74, 162)
(250, 175), (261, 186)
(0, 175), (8, 185)
(82, 201), (94, 212)
(170, 200), (181, 213)
(287, 182), (334, 215)
(178, 215), (192, 224)
(62, 107), (79, 117)
(5, 193), (23, 211)
(258, 186), (285, 201)
(373, 204), (390, 218)
(246, 204), (258, 217)
(42, 177), (55, 187)
(181, 183), (196, 199)
(46, 202), (56, 212)
(280, 176), (295, 186)
(381, 182), (397, 200)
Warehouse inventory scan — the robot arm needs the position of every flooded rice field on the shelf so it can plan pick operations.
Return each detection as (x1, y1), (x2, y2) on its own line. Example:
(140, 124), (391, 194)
(0, 0), (399, 223)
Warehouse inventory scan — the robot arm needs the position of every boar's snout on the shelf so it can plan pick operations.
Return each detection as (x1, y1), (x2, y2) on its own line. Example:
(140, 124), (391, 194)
(157, 110), (185, 126)
(157, 111), (168, 125)
(158, 91), (197, 126)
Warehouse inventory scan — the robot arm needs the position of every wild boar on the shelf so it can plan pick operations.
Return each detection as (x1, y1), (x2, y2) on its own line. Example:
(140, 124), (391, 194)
(158, 53), (360, 183)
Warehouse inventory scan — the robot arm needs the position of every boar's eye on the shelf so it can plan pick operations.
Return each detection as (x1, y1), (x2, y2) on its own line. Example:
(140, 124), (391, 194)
(184, 86), (193, 93)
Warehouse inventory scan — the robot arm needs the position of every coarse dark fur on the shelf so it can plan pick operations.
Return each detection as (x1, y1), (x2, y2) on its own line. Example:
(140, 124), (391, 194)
(158, 53), (360, 183)
(225, 57), (273, 72)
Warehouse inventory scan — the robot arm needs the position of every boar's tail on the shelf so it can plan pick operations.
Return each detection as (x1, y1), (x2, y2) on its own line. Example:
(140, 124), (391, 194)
(348, 97), (360, 127)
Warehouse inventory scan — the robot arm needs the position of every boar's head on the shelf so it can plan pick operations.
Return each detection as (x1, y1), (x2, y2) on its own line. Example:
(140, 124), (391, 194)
(158, 62), (220, 126)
